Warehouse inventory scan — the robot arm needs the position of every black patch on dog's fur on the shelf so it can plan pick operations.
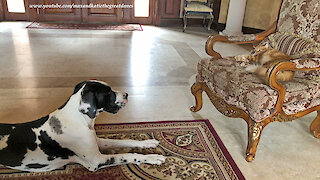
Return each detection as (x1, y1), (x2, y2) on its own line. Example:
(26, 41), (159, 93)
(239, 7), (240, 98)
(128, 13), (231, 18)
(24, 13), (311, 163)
(49, 116), (63, 134)
(38, 131), (75, 161)
(26, 163), (48, 169)
(80, 91), (97, 119)
(73, 82), (86, 94)
(97, 157), (115, 169)
(0, 124), (15, 136)
(0, 116), (49, 167)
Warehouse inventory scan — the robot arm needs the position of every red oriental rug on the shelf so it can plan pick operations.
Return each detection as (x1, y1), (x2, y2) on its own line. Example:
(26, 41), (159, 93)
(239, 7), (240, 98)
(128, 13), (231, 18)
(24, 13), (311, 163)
(26, 22), (143, 31)
(0, 120), (245, 180)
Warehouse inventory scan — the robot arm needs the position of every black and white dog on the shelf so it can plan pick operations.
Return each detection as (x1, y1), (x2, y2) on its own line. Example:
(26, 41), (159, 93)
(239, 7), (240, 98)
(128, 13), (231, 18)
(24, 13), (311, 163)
(0, 80), (165, 172)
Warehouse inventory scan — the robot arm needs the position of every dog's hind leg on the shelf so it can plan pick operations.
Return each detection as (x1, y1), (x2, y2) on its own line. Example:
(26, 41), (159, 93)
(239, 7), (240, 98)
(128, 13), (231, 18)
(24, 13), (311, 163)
(96, 138), (160, 150)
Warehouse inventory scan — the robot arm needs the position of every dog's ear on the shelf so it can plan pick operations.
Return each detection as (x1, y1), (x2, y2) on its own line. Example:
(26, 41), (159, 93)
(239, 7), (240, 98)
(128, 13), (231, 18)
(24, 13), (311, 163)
(79, 90), (97, 119)
(73, 81), (87, 94)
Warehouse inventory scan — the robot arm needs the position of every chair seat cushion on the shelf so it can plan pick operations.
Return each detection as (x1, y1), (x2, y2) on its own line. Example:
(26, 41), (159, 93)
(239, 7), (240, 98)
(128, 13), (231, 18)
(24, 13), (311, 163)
(184, 2), (213, 13)
(196, 57), (320, 122)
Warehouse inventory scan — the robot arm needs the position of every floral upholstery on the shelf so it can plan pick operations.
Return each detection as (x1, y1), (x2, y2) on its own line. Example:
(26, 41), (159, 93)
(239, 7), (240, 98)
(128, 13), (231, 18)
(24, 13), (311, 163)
(196, 58), (320, 122)
(224, 34), (256, 43)
(293, 58), (320, 69)
(196, 58), (277, 122)
(277, 0), (320, 42)
(269, 0), (320, 58)
(263, 0), (320, 58)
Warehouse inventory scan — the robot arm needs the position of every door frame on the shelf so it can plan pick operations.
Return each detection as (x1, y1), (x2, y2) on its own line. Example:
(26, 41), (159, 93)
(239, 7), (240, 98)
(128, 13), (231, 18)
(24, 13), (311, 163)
(1, 0), (30, 21)
(125, 0), (155, 25)
(0, 0), (4, 20)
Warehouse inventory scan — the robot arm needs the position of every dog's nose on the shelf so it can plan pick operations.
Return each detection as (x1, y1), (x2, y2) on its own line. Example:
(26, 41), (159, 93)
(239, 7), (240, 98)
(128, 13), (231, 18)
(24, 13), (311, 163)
(124, 93), (128, 100)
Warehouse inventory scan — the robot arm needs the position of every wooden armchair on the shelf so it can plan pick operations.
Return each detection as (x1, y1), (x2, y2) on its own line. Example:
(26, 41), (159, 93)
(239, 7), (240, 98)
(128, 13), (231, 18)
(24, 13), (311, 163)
(190, 0), (320, 162)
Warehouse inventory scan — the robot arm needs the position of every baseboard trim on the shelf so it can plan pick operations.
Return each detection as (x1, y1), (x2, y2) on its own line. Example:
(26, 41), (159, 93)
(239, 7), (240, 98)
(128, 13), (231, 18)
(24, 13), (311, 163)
(158, 18), (265, 34)
(214, 23), (264, 34)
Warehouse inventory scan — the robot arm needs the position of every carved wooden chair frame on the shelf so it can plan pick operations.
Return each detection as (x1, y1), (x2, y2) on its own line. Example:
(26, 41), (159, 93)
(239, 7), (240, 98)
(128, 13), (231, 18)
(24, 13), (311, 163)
(190, 22), (320, 162)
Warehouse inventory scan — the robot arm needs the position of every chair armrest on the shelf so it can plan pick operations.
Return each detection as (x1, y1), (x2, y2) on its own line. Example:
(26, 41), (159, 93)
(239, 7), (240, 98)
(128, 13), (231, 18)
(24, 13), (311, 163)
(266, 58), (320, 114)
(205, 21), (277, 59)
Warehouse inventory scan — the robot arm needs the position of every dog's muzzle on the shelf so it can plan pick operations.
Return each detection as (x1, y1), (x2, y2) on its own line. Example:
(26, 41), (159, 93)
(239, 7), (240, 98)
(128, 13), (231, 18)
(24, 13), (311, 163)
(115, 92), (128, 108)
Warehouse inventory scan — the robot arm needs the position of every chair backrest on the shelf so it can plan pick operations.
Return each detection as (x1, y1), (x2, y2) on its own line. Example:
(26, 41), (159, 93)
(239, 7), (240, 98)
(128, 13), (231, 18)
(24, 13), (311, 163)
(265, 0), (320, 58)
(277, 0), (320, 42)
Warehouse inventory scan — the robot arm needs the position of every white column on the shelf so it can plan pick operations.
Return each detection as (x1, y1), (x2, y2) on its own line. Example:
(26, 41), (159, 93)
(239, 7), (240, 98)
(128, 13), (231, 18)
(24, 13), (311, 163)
(220, 0), (247, 36)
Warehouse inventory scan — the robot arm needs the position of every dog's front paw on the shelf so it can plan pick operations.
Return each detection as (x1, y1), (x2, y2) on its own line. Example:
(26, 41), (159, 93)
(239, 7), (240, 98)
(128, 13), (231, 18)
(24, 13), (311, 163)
(141, 154), (166, 165)
(139, 139), (160, 148)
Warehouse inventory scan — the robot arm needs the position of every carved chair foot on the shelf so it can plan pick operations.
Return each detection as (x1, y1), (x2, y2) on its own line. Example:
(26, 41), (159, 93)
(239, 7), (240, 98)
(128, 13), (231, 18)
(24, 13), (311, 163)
(312, 129), (320, 139)
(246, 119), (268, 162)
(310, 111), (320, 139)
(246, 153), (255, 162)
(190, 106), (199, 112)
(190, 82), (203, 112)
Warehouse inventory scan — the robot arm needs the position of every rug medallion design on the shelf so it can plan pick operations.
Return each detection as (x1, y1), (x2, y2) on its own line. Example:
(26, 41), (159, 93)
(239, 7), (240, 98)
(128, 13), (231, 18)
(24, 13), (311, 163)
(0, 120), (244, 180)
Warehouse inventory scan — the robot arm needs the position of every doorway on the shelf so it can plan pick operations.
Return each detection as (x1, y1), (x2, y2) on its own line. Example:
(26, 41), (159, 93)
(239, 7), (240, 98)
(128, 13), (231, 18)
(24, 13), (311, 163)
(2, 0), (29, 20)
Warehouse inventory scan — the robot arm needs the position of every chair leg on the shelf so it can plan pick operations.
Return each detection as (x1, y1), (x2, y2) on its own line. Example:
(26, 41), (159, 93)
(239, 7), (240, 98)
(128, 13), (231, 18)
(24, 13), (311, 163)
(190, 82), (203, 112)
(310, 111), (320, 138)
(207, 13), (214, 30)
(246, 119), (267, 162)
(183, 12), (187, 32)
(202, 16), (206, 27)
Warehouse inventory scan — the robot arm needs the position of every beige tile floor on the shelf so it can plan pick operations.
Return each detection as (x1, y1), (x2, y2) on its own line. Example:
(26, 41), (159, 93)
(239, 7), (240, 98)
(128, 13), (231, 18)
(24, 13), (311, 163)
(0, 22), (319, 179)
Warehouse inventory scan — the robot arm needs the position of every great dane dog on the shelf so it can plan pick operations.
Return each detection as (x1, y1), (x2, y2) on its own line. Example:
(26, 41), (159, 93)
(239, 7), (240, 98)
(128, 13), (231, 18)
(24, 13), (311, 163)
(0, 80), (166, 172)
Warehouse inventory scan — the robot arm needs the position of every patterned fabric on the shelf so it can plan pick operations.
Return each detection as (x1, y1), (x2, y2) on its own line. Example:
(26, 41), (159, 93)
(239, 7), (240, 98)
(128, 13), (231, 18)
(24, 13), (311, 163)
(294, 57), (320, 77)
(196, 58), (320, 122)
(277, 0), (320, 42)
(0, 120), (245, 180)
(225, 34), (256, 42)
(184, 2), (213, 12)
(293, 58), (320, 69)
(265, 32), (320, 59)
(283, 77), (320, 114)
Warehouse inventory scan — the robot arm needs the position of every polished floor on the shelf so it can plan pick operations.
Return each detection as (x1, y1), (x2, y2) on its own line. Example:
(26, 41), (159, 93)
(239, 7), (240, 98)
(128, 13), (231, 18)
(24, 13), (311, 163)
(0, 22), (319, 179)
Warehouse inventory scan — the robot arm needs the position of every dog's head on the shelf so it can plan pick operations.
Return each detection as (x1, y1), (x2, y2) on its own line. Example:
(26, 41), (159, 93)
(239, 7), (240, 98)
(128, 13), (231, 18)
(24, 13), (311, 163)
(74, 80), (128, 119)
